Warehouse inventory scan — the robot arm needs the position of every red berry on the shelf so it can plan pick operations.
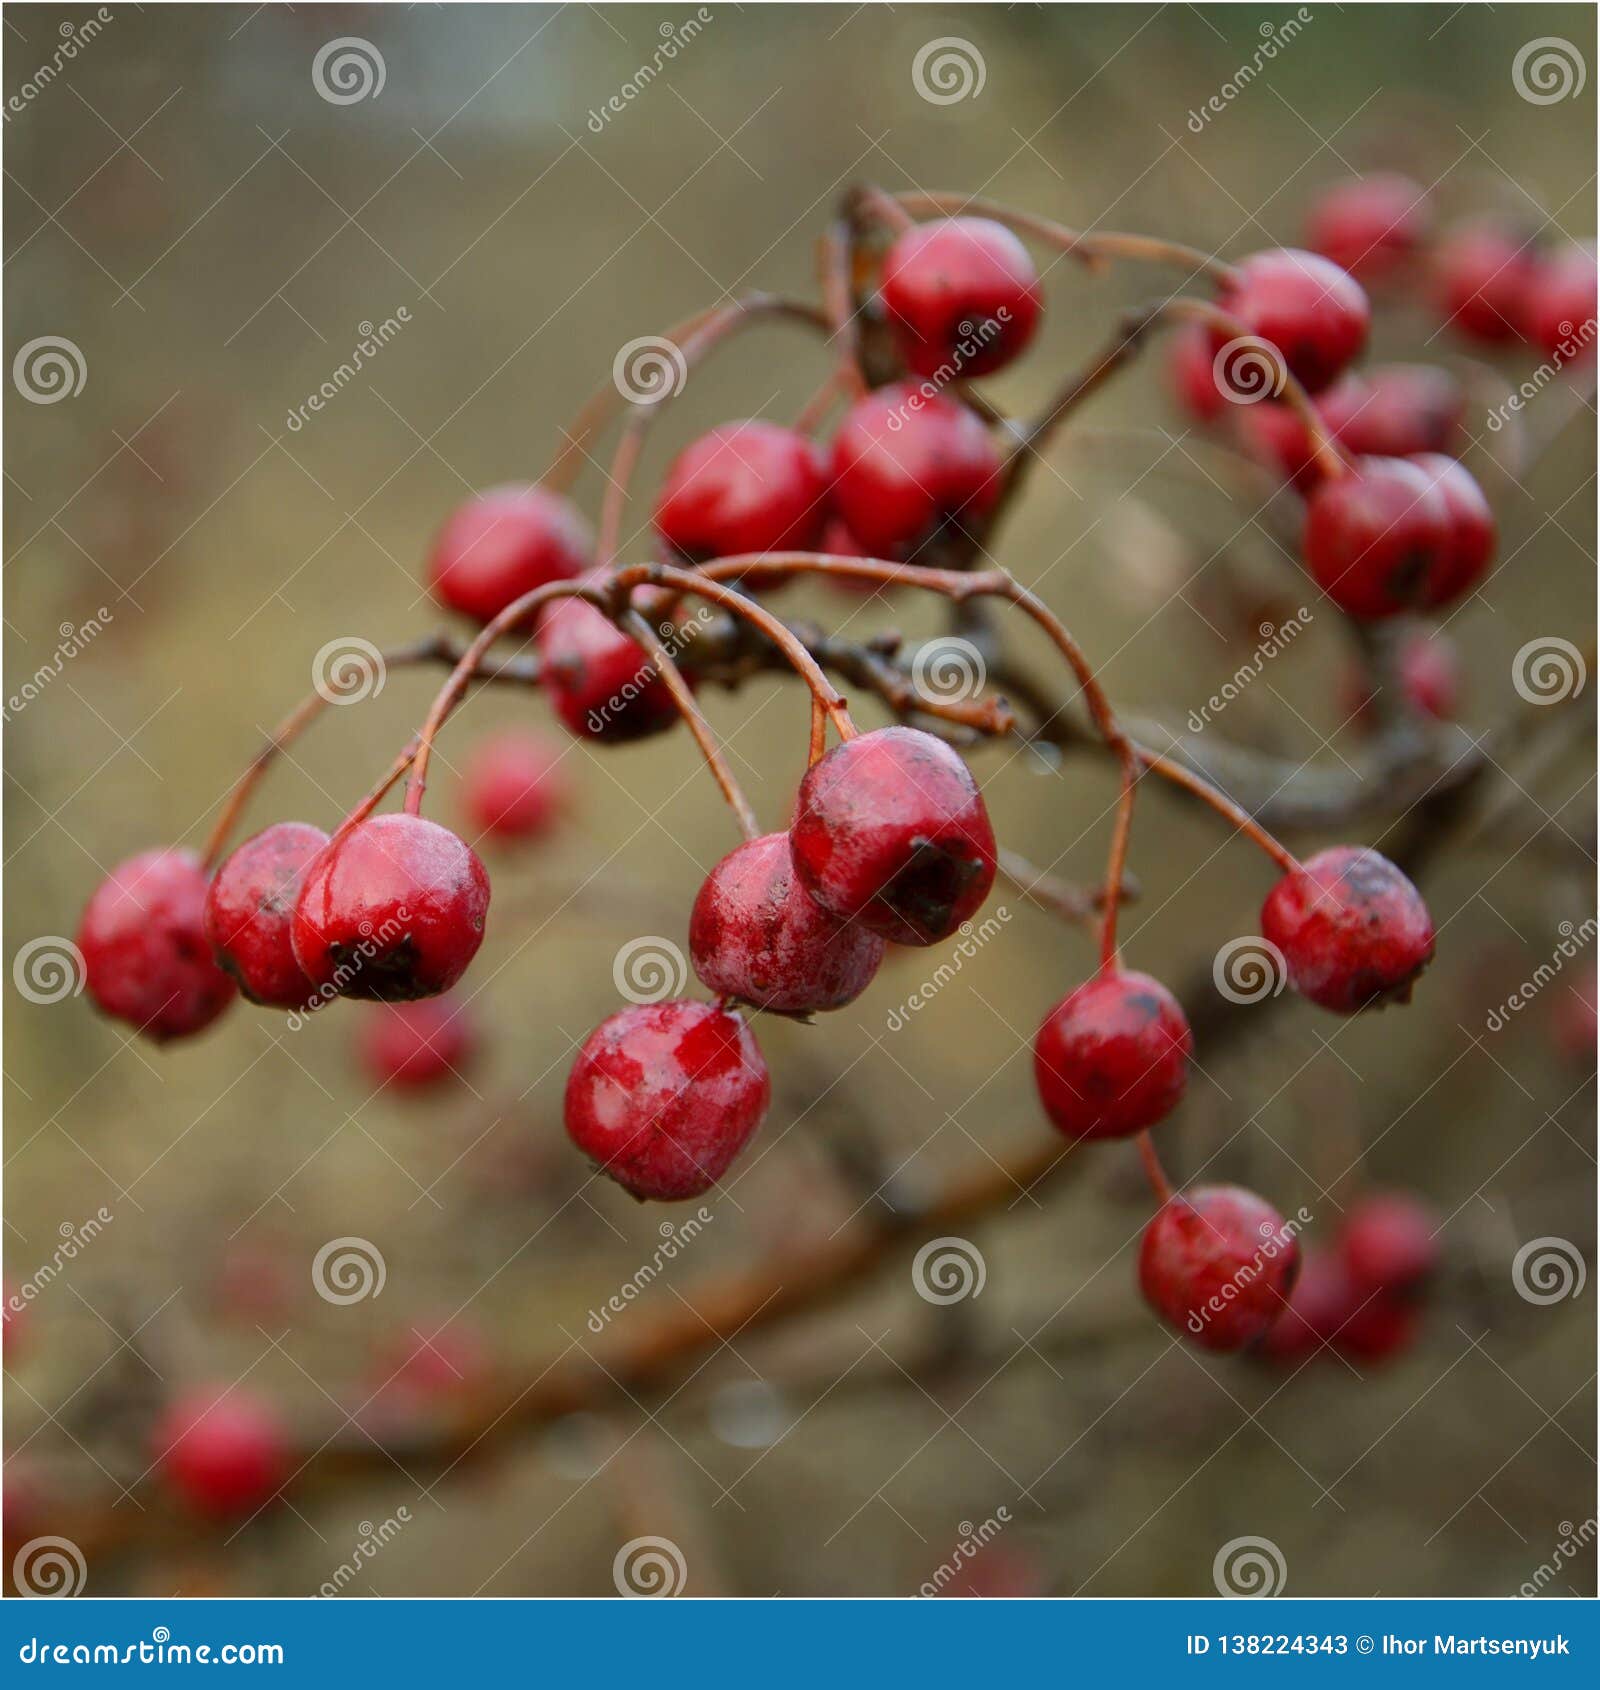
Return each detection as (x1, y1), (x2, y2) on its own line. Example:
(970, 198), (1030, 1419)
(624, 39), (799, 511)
(1409, 454), (1496, 605)
(1523, 244), (1597, 360)
(689, 832), (886, 1015)
(536, 592), (685, 742)
(1333, 1285), (1422, 1362)
(791, 726), (996, 947)
(1169, 322), (1228, 422)
(564, 999), (769, 1201)
(1323, 364), (1464, 459)
(1339, 1191), (1439, 1293)
(830, 385), (1001, 557)
(1303, 173), (1430, 281)
(1214, 248), (1370, 395)
(153, 1388), (288, 1518)
(879, 217), (1043, 380)
(460, 730), (568, 843)
(1351, 628), (1461, 723)
(1302, 455), (1452, 619)
(1434, 219), (1535, 344)
(203, 822), (328, 1009)
(1139, 1185), (1301, 1350)
(367, 1318), (490, 1417)
(1261, 846), (1434, 1013)
(1552, 963), (1598, 1064)
(79, 847), (236, 1041)
(427, 485), (591, 624)
(1256, 1249), (1349, 1362)
(291, 814), (489, 1002)
(358, 994), (476, 1089)
(1033, 969), (1193, 1142)
(655, 421), (829, 565)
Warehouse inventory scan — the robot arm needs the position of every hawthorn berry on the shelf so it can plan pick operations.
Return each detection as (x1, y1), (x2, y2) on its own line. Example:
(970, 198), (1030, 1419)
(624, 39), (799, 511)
(291, 813), (489, 1002)
(460, 729), (569, 843)
(791, 726), (997, 947)
(203, 822), (328, 1009)
(655, 420), (830, 565)
(79, 847), (236, 1042)
(1139, 1184), (1301, 1351)
(1261, 845), (1434, 1014)
(564, 999), (770, 1201)
(879, 216), (1043, 379)
(1169, 322), (1228, 423)
(1434, 219), (1535, 344)
(1344, 629), (1462, 726)
(358, 994), (477, 1089)
(1303, 173), (1430, 281)
(1331, 1283), (1422, 1362)
(1523, 244), (1597, 360)
(1214, 248), (1370, 395)
(1255, 1248), (1348, 1363)
(1552, 964), (1598, 1065)
(427, 485), (591, 624)
(153, 1387), (288, 1518)
(536, 591), (685, 743)
(1408, 454), (1496, 605)
(1322, 364), (1464, 460)
(1301, 455), (1452, 619)
(1339, 1191), (1439, 1294)
(1033, 970), (1193, 1142)
(689, 832), (886, 1015)
(830, 385), (1001, 557)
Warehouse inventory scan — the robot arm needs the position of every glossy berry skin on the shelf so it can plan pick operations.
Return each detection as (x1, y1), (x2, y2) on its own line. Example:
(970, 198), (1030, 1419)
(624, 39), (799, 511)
(1523, 245), (1597, 359)
(1033, 970), (1193, 1142)
(830, 385), (1002, 557)
(460, 730), (568, 843)
(1139, 1185), (1301, 1351)
(1169, 322), (1228, 422)
(1214, 248), (1370, 395)
(879, 217), (1043, 379)
(358, 995), (476, 1089)
(1302, 455), (1451, 619)
(655, 421), (830, 565)
(291, 814), (489, 1002)
(79, 848), (236, 1042)
(1409, 454), (1496, 605)
(1339, 1191), (1439, 1293)
(152, 1388), (288, 1518)
(427, 485), (591, 624)
(1434, 220), (1534, 344)
(1303, 173), (1430, 281)
(564, 999), (770, 1201)
(1261, 846), (1434, 1014)
(791, 726), (997, 947)
(203, 822), (329, 1009)
(536, 592), (684, 743)
(689, 832), (886, 1015)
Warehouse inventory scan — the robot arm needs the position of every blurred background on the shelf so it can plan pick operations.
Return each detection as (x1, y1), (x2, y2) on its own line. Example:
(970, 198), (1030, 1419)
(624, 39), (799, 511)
(3, 4), (1595, 1598)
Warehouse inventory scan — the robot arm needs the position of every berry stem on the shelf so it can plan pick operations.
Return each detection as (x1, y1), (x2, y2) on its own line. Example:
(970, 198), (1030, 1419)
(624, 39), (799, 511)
(818, 222), (869, 402)
(1133, 744), (1300, 873)
(1136, 1130), (1174, 1205)
(1100, 761), (1139, 970)
(617, 608), (760, 841)
(997, 846), (1131, 929)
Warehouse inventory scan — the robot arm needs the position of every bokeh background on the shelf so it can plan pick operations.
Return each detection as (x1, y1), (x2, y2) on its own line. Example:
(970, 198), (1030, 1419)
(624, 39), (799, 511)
(4, 3), (1596, 1598)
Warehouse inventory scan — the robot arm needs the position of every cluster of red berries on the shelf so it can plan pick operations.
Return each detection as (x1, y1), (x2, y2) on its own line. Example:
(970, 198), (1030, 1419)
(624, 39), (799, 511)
(74, 197), (1455, 1381)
